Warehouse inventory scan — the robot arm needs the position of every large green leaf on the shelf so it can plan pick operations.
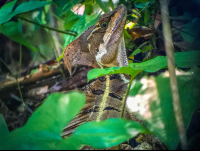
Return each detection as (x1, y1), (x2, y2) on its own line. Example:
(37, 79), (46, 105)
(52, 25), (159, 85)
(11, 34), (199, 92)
(0, 1), (51, 24)
(0, 21), (38, 52)
(0, 0), (17, 14)
(87, 67), (142, 82)
(88, 51), (200, 81)
(144, 8), (150, 23)
(127, 68), (200, 149)
(24, 92), (86, 134)
(0, 127), (82, 150)
(0, 91), (150, 150)
(0, 92), (85, 150)
(0, 114), (9, 136)
(129, 50), (200, 72)
(13, 1), (51, 16)
(73, 118), (150, 149)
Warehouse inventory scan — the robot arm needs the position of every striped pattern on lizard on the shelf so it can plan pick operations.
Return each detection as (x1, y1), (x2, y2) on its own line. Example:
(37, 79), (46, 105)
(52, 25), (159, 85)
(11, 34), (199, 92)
(62, 5), (166, 150)
(62, 5), (130, 136)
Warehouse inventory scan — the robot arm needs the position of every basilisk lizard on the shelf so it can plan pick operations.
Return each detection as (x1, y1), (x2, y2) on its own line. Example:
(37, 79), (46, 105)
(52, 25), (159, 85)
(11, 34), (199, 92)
(63, 3), (130, 132)
(62, 5), (165, 150)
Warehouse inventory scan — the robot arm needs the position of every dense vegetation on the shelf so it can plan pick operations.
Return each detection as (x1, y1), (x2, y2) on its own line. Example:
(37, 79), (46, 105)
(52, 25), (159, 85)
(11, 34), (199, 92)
(0, 0), (200, 150)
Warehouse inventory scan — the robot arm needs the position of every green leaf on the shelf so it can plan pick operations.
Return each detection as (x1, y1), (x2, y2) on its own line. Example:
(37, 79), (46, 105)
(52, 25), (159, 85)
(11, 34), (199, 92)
(0, 1), (51, 24)
(13, 1), (51, 15)
(62, 0), (80, 12)
(152, 34), (157, 49)
(0, 21), (38, 52)
(0, 114), (9, 136)
(129, 50), (200, 72)
(0, 125), (82, 150)
(73, 118), (150, 149)
(0, 0), (17, 14)
(24, 92), (86, 134)
(108, 0), (114, 10)
(30, 68), (39, 74)
(129, 41), (149, 56)
(85, 4), (93, 15)
(88, 51), (200, 81)
(131, 48), (141, 56)
(95, 0), (110, 13)
(144, 8), (150, 23)
(128, 67), (200, 149)
(134, 2), (149, 8)
(0, 92), (85, 150)
(87, 66), (142, 82)
(141, 45), (151, 53)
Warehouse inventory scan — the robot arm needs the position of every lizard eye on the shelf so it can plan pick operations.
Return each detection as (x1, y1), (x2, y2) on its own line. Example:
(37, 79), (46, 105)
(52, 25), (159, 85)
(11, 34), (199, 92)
(101, 22), (108, 29)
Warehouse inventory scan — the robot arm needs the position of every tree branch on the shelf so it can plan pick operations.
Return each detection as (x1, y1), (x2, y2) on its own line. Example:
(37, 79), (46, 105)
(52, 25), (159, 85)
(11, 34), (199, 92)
(159, 0), (187, 149)
(16, 16), (77, 37)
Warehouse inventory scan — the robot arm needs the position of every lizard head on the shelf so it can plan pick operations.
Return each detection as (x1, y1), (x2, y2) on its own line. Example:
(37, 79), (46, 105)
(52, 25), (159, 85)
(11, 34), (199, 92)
(87, 4), (128, 68)
(63, 5), (128, 74)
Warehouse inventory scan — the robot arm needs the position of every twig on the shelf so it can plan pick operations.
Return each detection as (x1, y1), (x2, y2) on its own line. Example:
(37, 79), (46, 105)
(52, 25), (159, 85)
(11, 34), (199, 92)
(120, 77), (134, 118)
(116, 76), (135, 150)
(173, 42), (191, 52)
(19, 44), (22, 66)
(17, 44), (25, 112)
(16, 16), (77, 37)
(10, 94), (33, 113)
(159, 0), (187, 150)
(0, 62), (66, 93)
(0, 58), (32, 114)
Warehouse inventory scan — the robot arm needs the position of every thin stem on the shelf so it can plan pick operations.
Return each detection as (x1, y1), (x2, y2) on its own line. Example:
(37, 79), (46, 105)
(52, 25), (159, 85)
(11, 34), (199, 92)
(120, 77), (134, 118)
(19, 44), (22, 66)
(0, 58), (32, 114)
(17, 44), (24, 105)
(10, 94), (33, 113)
(0, 58), (15, 77)
(116, 76), (134, 150)
(16, 16), (77, 37)
(159, 0), (187, 149)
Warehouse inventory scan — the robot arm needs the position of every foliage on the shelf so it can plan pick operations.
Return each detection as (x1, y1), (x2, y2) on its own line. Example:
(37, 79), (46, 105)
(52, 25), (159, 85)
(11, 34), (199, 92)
(1, 0), (200, 150)
(128, 41), (150, 57)
(87, 50), (200, 81)
(0, 0), (52, 24)
(87, 50), (200, 149)
(0, 114), (9, 136)
(0, 21), (38, 52)
(0, 92), (149, 150)
(180, 18), (200, 43)
(128, 67), (200, 149)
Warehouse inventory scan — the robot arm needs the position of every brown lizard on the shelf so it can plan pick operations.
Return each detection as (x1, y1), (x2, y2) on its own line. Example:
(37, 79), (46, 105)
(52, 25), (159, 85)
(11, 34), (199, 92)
(62, 4), (166, 150)
(63, 3), (129, 132)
